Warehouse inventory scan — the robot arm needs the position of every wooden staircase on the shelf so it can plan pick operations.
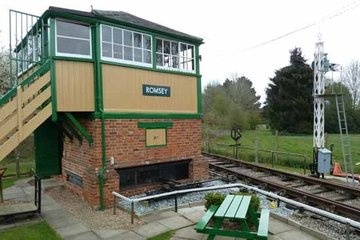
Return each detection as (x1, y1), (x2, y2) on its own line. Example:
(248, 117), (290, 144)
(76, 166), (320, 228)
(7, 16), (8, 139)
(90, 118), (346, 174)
(0, 62), (52, 161)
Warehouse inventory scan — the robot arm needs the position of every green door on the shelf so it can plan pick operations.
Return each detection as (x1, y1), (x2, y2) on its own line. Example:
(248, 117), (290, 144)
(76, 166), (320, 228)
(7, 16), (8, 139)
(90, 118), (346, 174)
(34, 119), (62, 177)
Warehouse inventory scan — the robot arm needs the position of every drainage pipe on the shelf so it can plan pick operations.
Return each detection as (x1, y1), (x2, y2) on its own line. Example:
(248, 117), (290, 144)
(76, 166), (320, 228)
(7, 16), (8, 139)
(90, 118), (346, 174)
(112, 183), (360, 229)
(98, 112), (106, 210)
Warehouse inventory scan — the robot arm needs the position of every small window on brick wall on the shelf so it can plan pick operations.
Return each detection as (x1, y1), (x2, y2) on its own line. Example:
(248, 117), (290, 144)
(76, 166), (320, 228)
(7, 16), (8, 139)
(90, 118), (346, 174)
(66, 171), (83, 188)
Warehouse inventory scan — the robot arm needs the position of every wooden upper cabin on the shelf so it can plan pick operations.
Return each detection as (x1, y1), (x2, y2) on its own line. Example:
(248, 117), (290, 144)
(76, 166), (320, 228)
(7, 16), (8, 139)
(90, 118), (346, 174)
(11, 6), (203, 119)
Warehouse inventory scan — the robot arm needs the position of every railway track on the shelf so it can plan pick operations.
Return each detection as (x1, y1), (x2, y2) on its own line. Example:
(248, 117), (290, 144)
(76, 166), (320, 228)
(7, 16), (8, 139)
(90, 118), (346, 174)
(203, 152), (360, 221)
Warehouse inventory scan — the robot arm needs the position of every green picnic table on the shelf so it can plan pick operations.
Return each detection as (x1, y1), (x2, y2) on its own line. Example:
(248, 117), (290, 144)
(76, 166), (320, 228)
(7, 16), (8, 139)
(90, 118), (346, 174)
(195, 195), (270, 240)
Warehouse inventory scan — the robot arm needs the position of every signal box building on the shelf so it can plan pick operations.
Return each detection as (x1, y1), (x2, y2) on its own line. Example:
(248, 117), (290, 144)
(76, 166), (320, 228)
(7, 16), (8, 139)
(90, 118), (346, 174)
(0, 7), (208, 209)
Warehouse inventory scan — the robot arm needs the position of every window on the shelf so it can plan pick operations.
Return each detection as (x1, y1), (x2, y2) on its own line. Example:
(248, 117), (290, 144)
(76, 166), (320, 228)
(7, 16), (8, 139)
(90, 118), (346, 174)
(16, 32), (42, 75)
(101, 24), (152, 66)
(118, 160), (190, 188)
(56, 20), (91, 58)
(156, 38), (195, 72)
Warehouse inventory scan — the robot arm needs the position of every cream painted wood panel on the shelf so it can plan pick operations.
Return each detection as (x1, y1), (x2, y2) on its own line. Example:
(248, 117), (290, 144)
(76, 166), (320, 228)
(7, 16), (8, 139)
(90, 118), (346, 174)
(146, 129), (166, 146)
(56, 61), (95, 111)
(102, 64), (197, 113)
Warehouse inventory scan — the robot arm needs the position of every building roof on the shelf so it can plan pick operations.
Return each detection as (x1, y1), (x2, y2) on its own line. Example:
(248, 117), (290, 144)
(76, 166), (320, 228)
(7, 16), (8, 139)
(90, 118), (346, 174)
(46, 6), (203, 44)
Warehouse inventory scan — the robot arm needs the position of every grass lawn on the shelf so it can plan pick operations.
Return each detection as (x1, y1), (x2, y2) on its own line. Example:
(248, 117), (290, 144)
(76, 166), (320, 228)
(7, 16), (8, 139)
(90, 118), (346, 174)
(0, 221), (61, 240)
(206, 129), (360, 173)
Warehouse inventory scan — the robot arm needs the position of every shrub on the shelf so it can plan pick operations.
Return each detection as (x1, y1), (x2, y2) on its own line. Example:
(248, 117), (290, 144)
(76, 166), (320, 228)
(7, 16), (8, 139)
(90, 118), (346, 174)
(204, 192), (225, 210)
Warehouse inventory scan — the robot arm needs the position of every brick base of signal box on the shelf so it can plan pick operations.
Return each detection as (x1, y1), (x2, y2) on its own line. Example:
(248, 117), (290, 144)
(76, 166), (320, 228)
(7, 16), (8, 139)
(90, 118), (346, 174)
(61, 118), (208, 208)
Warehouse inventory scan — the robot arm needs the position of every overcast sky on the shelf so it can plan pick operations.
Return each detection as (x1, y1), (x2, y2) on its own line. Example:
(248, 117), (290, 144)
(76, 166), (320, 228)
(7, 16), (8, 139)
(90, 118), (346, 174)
(1, 0), (360, 103)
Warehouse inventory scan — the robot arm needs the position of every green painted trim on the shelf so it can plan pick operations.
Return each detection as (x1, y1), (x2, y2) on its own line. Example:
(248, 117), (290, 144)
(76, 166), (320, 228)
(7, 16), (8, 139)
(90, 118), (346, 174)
(101, 60), (200, 77)
(94, 112), (201, 119)
(50, 59), (58, 122)
(145, 128), (167, 148)
(49, 18), (58, 121)
(64, 113), (93, 145)
(60, 115), (83, 144)
(94, 23), (104, 113)
(195, 45), (202, 114)
(53, 56), (94, 63)
(138, 122), (173, 129)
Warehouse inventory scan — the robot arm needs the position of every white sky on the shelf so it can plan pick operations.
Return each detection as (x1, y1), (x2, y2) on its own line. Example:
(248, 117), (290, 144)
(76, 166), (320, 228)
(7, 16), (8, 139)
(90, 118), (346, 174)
(1, 0), (360, 104)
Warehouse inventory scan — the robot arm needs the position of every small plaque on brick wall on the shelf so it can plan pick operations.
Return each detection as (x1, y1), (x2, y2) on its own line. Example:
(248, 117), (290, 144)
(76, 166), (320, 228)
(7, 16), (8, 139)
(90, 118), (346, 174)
(146, 128), (166, 147)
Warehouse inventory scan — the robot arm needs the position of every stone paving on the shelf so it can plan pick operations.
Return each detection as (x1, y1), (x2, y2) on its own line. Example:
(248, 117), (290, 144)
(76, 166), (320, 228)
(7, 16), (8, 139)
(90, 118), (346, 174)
(0, 178), (327, 239)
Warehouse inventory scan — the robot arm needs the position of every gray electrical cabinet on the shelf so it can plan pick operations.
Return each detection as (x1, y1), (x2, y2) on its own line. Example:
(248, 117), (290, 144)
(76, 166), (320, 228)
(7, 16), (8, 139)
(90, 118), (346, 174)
(317, 148), (332, 174)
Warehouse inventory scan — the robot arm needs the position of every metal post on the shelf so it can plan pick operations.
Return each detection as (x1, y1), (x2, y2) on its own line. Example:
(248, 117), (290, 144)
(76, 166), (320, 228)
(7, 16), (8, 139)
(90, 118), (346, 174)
(16, 152), (20, 179)
(131, 202), (134, 224)
(113, 196), (116, 215)
(271, 152), (274, 168)
(303, 157), (306, 175)
(175, 194), (178, 212)
(0, 178), (3, 203)
(275, 130), (279, 163)
(255, 139), (259, 163)
(346, 222), (350, 240)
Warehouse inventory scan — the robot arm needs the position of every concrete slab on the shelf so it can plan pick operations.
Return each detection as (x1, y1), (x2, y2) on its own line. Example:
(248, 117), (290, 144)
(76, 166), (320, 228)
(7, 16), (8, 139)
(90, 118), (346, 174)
(45, 214), (79, 229)
(142, 210), (178, 223)
(157, 215), (193, 230)
(54, 222), (89, 238)
(269, 217), (294, 234)
(41, 179), (64, 191)
(275, 229), (319, 240)
(93, 229), (128, 239)
(64, 231), (100, 240)
(178, 206), (205, 223)
(171, 225), (204, 240)
(132, 221), (170, 238)
(107, 230), (145, 240)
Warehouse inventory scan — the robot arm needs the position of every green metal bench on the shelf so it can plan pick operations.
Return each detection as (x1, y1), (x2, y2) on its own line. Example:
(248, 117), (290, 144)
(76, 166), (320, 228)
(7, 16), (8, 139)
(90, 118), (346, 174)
(195, 195), (270, 240)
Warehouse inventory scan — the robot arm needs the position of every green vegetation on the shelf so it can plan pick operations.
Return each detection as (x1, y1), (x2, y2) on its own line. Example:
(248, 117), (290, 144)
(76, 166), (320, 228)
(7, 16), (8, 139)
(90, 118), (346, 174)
(0, 221), (61, 240)
(147, 230), (175, 240)
(204, 129), (360, 173)
(204, 192), (260, 212)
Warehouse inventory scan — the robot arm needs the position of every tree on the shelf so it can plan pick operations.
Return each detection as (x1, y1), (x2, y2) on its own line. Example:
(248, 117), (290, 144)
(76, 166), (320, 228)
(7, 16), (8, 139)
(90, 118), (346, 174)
(342, 60), (360, 109)
(265, 48), (313, 134)
(0, 42), (11, 95)
(202, 75), (262, 130)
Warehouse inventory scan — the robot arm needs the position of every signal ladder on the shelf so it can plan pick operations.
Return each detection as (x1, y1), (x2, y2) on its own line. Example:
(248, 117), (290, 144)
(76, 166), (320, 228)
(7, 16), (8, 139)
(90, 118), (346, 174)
(335, 94), (355, 183)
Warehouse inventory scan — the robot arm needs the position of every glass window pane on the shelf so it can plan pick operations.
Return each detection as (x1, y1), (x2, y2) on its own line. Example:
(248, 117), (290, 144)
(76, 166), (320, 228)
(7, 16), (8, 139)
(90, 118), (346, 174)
(187, 45), (194, 58)
(102, 25), (111, 42)
(124, 30), (133, 46)
(134, 48), (142, 62)
(172, 56), (179, 68)
(180, 57), (187, 69)
(57, 37), (90, 55)
(164, 54), (170, 67)
(189, 59), (194, 70)
(156, 39), (162, 53)
(171, 42), (178, 55)
(164, 41), (170, 54)
(113, 28), (122, 44)
(102, 42), (112, 57)
(134, 33), (142, 48)
(144, 50), (151, 64)
(57, 20), (89, 39)
(113, 44), (123, 59)
(143, 35), (151, 50)
(124, 46), (133, 60)
(156, 53), (163, 66)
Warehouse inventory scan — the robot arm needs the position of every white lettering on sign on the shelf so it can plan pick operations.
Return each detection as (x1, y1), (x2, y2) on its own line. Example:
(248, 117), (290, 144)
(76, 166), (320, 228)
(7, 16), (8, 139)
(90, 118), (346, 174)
(145, 86), (168, 95)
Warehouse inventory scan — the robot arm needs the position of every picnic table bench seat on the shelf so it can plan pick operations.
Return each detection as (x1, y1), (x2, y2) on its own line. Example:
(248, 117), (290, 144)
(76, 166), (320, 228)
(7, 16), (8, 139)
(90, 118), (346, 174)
(195, 195), (270, 240)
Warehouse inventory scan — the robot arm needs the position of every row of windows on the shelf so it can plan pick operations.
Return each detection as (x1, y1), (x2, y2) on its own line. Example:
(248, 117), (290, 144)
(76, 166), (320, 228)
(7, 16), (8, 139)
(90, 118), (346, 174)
(54, 20), (196, 73)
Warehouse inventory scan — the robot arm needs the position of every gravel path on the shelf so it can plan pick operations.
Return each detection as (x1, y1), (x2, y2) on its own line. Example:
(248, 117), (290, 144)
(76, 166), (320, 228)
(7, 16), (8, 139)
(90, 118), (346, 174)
(46, 187), (144, 230)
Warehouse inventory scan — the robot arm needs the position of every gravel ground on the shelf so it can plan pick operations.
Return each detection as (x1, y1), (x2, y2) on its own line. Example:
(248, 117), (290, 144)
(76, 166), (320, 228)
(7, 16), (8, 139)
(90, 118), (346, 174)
(46, 187), (144, 230)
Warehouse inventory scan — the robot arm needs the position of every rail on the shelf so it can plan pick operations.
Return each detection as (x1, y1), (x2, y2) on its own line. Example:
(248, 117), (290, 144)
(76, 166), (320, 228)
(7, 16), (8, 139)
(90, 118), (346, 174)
(112, 183), (360, 234)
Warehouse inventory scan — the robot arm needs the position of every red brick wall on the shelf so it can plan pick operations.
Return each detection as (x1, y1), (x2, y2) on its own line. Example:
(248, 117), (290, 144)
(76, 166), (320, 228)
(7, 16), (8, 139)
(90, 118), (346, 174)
(62, 118), (208, 208)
